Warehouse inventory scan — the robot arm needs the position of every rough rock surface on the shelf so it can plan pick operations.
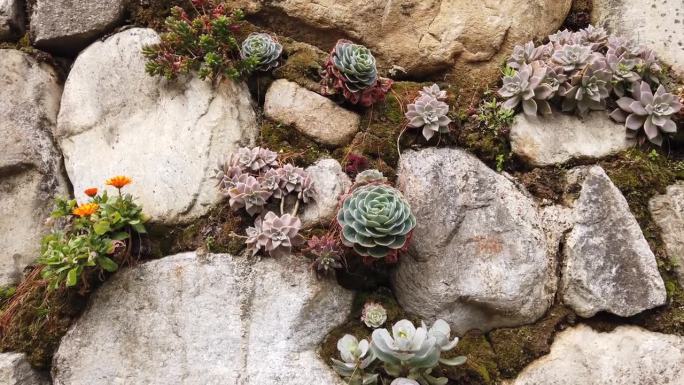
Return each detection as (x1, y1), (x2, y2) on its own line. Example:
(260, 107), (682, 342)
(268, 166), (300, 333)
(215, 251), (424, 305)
(592, 0), (684, 77)
(0, 353), (48, 385)
(52, 252), (351, 385)
(510, 112), (633, 166)
(561, 166), (666, 317)
(0, 49), (67, 286)
(57, 28), (257, 225)
(0, 0), (23, 41)
(264, 79), (359, 146)
(301, 159), (351, 228)
(30, 0), (126, 54)
(505, 324), (684, 385)
(393, 148), (556, 334)
(650, 182), (684, 285)
(227, 0), (571, 77)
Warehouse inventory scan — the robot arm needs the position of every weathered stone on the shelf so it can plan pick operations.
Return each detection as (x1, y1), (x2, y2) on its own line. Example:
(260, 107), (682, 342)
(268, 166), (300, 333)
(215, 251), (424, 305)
(592, 0), (684, 78)
(561, 166), (666, 317)
(52, 252), (351, 385)
(227, 0), (571, 78)
(0, 49), (67, 286)
(0, 353), (48, 385)
(393, 148), (556, 334)
(56, 28), (257, 225)
(0, 0), (23, 41)
(650, 181), (684, 286)
(504, 324), (684, 385)
(510, 111), (633, 166)
(264, 79), (359, 146)
(30, 0), (126, 54)
(301, 158), (351, 228)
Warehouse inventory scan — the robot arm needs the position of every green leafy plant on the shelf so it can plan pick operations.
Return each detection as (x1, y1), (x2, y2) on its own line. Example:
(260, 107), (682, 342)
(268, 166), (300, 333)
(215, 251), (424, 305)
(38, 178), (148, 290)
(142, 0), (256, 81)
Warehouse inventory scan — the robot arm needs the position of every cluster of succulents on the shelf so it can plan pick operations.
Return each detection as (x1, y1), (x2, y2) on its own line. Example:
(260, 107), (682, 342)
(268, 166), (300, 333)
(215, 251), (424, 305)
(361, 302), (387, 328)
(405, 84), (453, 141)
(214, 146), (315, 258)
(336, 170), (416, 261)
(239, 32), (283, 71)
(499, 25), (681, 145)
(332, 319), (466, 385)
(322, 39), (393, 107)
(303, 234), (344, 277)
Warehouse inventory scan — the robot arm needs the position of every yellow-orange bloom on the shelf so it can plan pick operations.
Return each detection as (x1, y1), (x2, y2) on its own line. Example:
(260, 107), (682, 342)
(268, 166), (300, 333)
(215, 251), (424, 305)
(84, 187), (98, 197)
(105, 176), (132, 189)
(72, 203), (99, 217)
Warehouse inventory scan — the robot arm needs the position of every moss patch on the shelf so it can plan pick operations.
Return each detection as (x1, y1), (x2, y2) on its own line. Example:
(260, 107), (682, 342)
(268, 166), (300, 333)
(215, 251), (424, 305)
(258, 119), (334, 168)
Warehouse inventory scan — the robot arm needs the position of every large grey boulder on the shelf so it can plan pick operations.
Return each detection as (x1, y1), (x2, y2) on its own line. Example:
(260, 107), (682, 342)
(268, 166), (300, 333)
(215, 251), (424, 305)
(301, 158), (351, 228)
(0, 0), (23, 41)
(52, 252), (352, 385)
(393, 148), (556, 334)
(504, 324), (684, 385)
(57, 28), (257, 225)
(561, 166), (666, 317)
(0, 353), (48, 385)
(226, 0), (571, 77)
(264, 79), (360, 146)
(30, 0), (126, 54)
(650, 182), (684, 286)
(592, 0), (684, 78)
(510, 111), (633, 166)
(0, 49), (67, 286)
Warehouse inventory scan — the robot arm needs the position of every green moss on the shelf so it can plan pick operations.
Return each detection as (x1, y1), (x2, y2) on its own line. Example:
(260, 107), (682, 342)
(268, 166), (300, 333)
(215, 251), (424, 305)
(124, 0), (192, 29)
(488, 306), (574, 378)
(439, 331), (499, 385)
(258, 120), (332, 167)
(272, 40), (327, 92)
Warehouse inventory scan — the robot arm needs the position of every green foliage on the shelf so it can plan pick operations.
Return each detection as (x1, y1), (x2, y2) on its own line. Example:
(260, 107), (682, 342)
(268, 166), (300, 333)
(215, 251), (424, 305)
(476, 96), (516, 131)
(38, 190), (147, 290)
(141, 1), (256, 81)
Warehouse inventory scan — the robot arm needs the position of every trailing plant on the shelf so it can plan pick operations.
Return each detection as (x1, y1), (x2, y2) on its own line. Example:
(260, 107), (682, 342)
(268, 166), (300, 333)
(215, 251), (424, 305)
(239, 32), (283, 71)
(332, 319), (466, 385)
(38, 177), (148, 290)
(336, 172), (416, 261)
(498, 24), (680, 145)
(405, 84), (452, 141)
(322, 39), (393, 107)
(142, 0), (256, 81)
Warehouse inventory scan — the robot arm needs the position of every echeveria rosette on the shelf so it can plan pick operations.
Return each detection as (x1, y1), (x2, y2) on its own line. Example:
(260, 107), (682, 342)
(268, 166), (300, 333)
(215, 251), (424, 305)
(577, 25), (608, 50)
(507, 41), (551, 70)
(337, 184), (416, 259)
(560, 60), (612, 117)
(552, 44), (594, 73)
(332, 335), (378, 385)
(361, 302), (388, 328)
(354, 169), (388, 186)
(246, 211), (302, 258)
(240, 32), (283, 71)
(499, 62), (554, 116)
(607, 53), (641, 97)
(405, 95), (452, 140)
(227, 174), (272, 216)
(418, 84), (448, 100)
(322, 39), (393, 107)
(609, 81), (682, 146)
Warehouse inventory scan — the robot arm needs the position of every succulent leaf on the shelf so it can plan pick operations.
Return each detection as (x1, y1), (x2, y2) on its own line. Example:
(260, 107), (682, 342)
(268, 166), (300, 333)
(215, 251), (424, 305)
(240, 32), (283, 71)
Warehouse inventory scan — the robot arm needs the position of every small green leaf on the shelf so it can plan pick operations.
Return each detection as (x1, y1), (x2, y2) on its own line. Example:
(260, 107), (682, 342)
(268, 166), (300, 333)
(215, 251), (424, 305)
(111, 231), (130, 241)
(439, 356), (467, 366)
(94, 220), (111, 235)
(98, 256), (119, 272)
(131, 222), (147, 234)
(66, 268), (79, 287)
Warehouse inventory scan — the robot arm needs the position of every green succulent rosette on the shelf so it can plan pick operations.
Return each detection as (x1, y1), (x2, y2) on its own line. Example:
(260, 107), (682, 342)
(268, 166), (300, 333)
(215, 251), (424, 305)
(337, 184), (416, 259)
(331, 40), (378, 92)
(240, 32), (283, 71)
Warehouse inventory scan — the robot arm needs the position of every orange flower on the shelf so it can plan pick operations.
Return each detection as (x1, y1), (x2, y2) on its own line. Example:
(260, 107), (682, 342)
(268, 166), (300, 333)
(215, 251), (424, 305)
(84, 187), (98, 197)
(72, 203), (99, 217)
(105, 176), (132, 189)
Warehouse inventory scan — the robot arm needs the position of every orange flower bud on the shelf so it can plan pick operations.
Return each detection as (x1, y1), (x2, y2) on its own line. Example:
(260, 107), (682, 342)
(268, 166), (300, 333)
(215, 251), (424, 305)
(84, 187), (98, 197)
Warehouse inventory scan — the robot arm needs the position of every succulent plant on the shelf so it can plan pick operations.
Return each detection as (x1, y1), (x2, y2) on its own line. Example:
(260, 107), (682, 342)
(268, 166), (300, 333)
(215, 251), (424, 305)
(230, 146), (278, 173)
(355, 169), (388, 186)
(391, 379), (419, 385)
(370, 319), (465, 385)
(549, 29), (579, 47)
(214, 160), (243, 193)
(258, 168), (283, 199)
(607, 53), (641, 97)
(552, 44), (594, 73)
(427, 320), (460, 352)
(610, 81), (682, 145)
(361, 302), (387, 328)
(337, 184), (416, 259)
(507, 41), (550, 70)
(418, 84), (447, 100)
(577, 25), (608, 50)
(607, 36), (644, 59)
(332, 335), (378, 385)
(276, 164), (305, 195)
(405, 95), (452, 140)
(305, 234), (344, 277)
(228, 174), (272, 216)
(298, 172), (316, 204)
(322, 39), (393, 106)
(560, 60), (612, 116)
(499, 62), (554, 116)
(246, 211), (302, 258)
(240, 32), (283, 71)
